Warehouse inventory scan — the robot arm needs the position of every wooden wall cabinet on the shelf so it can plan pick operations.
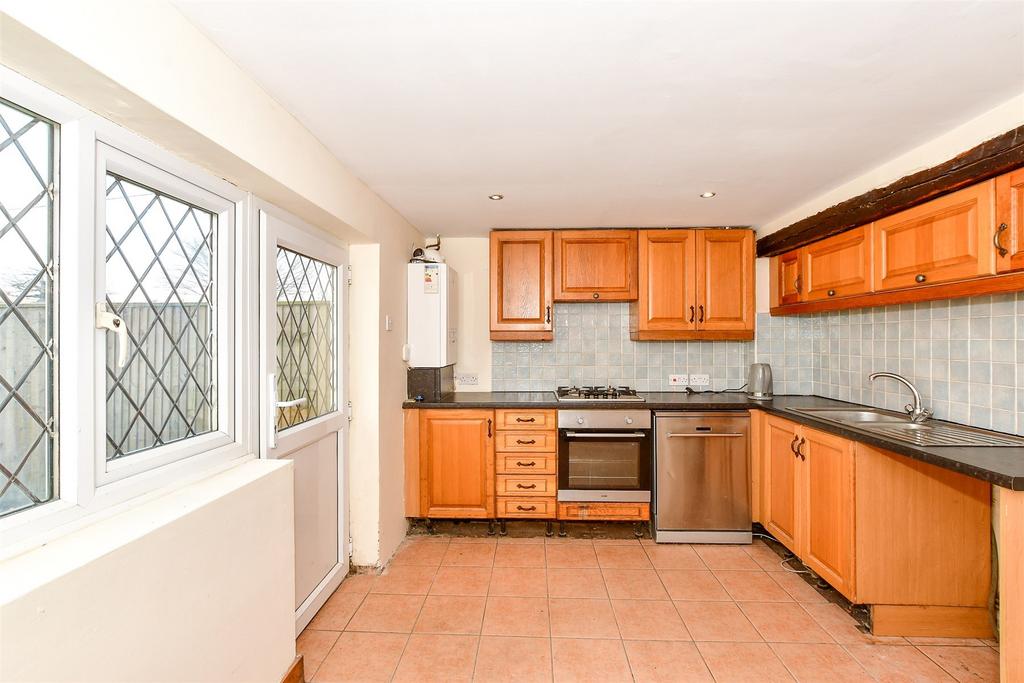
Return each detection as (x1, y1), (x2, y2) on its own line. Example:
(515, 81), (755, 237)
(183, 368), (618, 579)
(874, 181), (995, 291)
(490, 231), (554, 341)
(772, 250), (803, 306)
(802, 226), (872, 301)
(996, 167), (1024, 273)
(632, 229), (754, 340)
(553, 229), (638, 301)
(416, 409), (495, 519)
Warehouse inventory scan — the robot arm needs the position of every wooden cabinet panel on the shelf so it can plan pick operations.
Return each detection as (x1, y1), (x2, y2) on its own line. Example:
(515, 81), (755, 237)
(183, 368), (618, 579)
(419, 409), (495, 518)
(761, 415), (800, 552)
(496, 430), (556, 453)
(634, 230), (697, 333)
(496, 453), (557, 475)
(490, 231), (553, 341)
(554, 229), (638, 301)
(873, 181), (995, 291)
(800, 427), (855, 600)
(773, 250), (803, 306)
(557, 502), (649, 521)
(496, 474), (557, 497)
(996, 167), (1024, 273)
(496, 497), (556, 519)
(495, 409), (557, 431)
(696, 229), (754, 334)
(803, 226), (872, 301)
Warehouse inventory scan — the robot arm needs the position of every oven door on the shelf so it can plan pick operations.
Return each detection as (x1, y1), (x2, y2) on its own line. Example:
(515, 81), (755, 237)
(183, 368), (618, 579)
(558, 429), (652, 502)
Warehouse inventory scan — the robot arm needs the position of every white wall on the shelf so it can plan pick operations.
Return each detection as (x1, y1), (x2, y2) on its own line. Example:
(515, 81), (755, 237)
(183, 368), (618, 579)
(753, 92), (1024, 312)
(0, 460), (295, 683)
(442, 237), (494, 391)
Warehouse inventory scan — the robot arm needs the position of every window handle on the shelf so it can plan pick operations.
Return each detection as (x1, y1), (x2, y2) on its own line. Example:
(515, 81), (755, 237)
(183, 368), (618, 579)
(96, 302), (128, 369)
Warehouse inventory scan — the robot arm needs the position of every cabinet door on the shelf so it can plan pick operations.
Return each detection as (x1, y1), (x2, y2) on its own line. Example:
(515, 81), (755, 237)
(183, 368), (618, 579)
(419, 409), (494, 518)
(873, 181), (995, 290)
(490, 231), (553, 341)
(803, 226), (872, 301)
(553, 229), (638, 301)
(773, 250), (803, 306)
(996, 168), (1024, 273)
(762, 415), (800, 552)
(635, 229), (696, 333)
(800, 427), (856, 600)
(696, 230), (754, 333)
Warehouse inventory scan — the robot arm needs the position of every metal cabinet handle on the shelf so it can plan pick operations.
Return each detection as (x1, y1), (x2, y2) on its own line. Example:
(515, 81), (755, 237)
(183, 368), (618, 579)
(516, 461), (537, 467)
(827, 289), (836, 297)
(592, 292), (600, 299)
(516, 483), (537, 489)
(915, 274), (927, 284)
(516, 505), (537, 511)
(995, 222), (1009, 257)
(698, 305), (705, 323)
(515, 416), (536, 423)
(487, 419), (492, 437)
(794, 274), (802, 293)
(665, 432), (745, 438)
(516, 439), (536, 445)
(790, 435), (800, 455)
(545, 305), (552, 324)
(564, 431), (646, 438)
(688, 305), (695, 323)
(795, 437), (806, 460)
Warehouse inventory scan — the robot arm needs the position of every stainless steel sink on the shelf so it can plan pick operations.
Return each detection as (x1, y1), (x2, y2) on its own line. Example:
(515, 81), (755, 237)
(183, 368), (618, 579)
(785, 407), (1024, 447)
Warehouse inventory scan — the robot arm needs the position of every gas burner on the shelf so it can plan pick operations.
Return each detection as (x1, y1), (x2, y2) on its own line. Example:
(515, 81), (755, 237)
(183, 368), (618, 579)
(554, 385), (645, 402)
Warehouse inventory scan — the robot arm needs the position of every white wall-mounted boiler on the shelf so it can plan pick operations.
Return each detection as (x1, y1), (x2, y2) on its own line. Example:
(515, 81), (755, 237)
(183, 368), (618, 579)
(406, 263), (458, 368)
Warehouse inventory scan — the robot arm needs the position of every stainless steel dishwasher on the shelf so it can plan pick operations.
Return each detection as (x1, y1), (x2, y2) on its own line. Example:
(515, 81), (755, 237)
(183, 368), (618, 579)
(653, 412), (751, 543)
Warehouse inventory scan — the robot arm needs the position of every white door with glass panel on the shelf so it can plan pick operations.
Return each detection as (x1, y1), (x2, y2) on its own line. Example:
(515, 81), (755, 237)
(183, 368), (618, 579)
(259, 208), (347, 632)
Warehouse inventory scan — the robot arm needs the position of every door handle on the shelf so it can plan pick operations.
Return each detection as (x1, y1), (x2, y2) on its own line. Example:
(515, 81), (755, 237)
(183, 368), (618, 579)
(790, 435), (800, 455)
(688, 305), (695, 323)
(545, 305), (552, 324)
(487, 418), (492, 437)
(794, 274), (802, 293)
(795, 437), (806, 460)
(96, 302), (129, 369)
(995, 222), (1009, 257)
(698, 305), (705, 323)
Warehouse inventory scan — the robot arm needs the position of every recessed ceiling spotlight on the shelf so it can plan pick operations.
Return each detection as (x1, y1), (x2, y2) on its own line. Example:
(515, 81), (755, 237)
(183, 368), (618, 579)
(699, 191), (717, 199)
(488, 194), (504, 201)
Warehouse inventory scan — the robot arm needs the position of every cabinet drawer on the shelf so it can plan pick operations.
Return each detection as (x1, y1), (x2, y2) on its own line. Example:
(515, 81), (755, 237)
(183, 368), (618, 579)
(495, 409), (556, 431)
(496, 430), (557, 452)
(497, 453), (557, 475)
(557, 502), (649, 521)
(496, 475), (557, 497)
(496, 497), (556, 519)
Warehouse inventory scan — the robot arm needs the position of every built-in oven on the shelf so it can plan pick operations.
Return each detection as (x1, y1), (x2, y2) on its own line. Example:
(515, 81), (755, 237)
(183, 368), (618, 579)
(557, 410), (653, 502)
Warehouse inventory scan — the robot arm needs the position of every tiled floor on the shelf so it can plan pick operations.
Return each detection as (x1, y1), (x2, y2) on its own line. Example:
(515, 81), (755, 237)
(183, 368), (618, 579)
(297, 536), (999, 682)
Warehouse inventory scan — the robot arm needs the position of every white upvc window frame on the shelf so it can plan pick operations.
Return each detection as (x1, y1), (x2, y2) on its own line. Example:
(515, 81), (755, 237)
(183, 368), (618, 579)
(0, 66), (256, 555)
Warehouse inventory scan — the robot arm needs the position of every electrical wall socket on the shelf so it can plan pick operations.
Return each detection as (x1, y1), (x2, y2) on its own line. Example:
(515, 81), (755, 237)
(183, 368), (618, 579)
(456, 373), (479, 386)
(668, 374), (688, 386)
(689, 373), (711, 387)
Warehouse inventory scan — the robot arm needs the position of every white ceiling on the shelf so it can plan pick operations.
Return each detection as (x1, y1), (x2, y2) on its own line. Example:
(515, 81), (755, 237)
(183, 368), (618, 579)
(176, 1), (1024, 237)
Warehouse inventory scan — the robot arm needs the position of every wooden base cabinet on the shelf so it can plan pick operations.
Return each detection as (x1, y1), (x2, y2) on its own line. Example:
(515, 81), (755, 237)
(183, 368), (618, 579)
(415, 409), (495, 519)
(494, 409), (557, 519)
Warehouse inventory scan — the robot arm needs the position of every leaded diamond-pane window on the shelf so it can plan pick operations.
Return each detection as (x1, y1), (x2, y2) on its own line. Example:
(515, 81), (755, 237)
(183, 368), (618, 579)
(0, 98), (56, 518)
(275, 248), (336, 431)
(104, 174), (216, 460)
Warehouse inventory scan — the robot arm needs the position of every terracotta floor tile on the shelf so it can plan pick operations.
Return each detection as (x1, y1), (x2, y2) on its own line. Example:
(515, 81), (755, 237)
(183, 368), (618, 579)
(674, 600), (762, 642)
(771, 643), (874, 682)
(696, 641), (794, 682)
(312, 631), (408, 683)
(918, 645), (999, 682)
(907, 637), (990, 647)
(371, 565), (436, 595)
(448, 536), (497, 544)
(489, 566), (548, 597)
(296, 629), (339, 673)
(658, 569), (730, 601)
(643, 544), (706, 570)
(801, 602), (906, 645)
(740, 601), (834, 643)
(602, 568), (669, 600)
(413, 595), (485, 634)
(430, 566), (492, 596)
(549, 597), (621, 639)
(744, 540), (787, 571)
(392, 633), (478, 683)
(391, 541), (448, 567)
(307, 592), (365, 631)
(546, 543), (599, 568)
(623, 641), (713, 682)
(481, 596), (550, 637)
(442, 542), (496, 567)
(845, 644), (956, 682)
(346, 594), (424, 633)
(611, 599), (690, 640)
(335, 573), (376, 595)
(551, 638), (632, 682)
(547, 567), (607, 598)
(496, 536), (545, 544)
(596, 544), (654, 569)
(493, 543), (546, 568)
(473, 636), (553, 683)
(770, 569), (828, 603)
(545, 537), (595, 545)
(593, 538), (644, 546)
(714, 569), (794, 602)
(692, 544), (761, 570)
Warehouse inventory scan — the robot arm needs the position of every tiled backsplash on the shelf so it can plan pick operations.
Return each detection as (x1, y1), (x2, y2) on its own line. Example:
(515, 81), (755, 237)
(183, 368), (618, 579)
(491, 293), (1024, 436)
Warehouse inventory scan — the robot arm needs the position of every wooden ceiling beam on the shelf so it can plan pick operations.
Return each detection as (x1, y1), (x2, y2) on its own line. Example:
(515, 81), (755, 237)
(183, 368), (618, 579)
(756, 125), (1024, 257)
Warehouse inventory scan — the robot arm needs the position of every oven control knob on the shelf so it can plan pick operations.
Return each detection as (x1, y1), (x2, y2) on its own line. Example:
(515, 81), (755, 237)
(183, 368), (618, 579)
(576, 417), (585, 425)
(625, 417), (633, 424)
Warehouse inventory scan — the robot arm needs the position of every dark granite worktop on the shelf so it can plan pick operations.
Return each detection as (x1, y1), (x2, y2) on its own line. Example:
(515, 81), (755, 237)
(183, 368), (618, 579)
(403, 392), (1024, 490)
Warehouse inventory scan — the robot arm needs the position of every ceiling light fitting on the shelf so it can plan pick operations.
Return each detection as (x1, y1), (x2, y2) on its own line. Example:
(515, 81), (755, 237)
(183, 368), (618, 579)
(700, 191), (717, 198)
(488, 194), (504, 200)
